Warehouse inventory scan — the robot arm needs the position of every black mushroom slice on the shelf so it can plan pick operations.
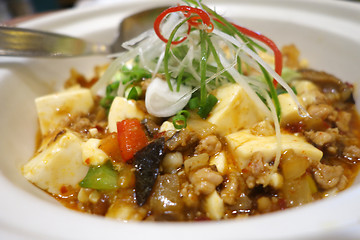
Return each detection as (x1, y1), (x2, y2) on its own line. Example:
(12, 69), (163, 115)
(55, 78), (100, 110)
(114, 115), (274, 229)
(165, 128), (199, 152)
(299, 69), (343, 86)
(141, 117), (160, 138)
(298, 68), (354, 102)
(134, 137), (165, 206)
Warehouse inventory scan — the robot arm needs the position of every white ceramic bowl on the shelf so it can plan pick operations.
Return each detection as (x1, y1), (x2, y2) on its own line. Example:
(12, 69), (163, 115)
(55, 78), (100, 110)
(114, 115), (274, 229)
(1, 0), (360, 239)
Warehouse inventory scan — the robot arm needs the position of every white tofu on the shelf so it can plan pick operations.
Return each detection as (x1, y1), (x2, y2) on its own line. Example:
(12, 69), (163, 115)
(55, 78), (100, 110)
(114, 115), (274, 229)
(226, 129), (323, 169)
(159, 121), (175, 132)
(293, 80), (319, 96)
(35, 88), (94, 136)
(293, 80), (322, 107)
(106, 202), (146, 221)
(269, 173), (284, 189)
(81, 138), (108, 166)
(88, 128), (99, 137)
(209, 151), (227, 174)
(278, 93), (307, 126)
(108, 97), (145, 132)
(203, 191), (224, 220)
(207, 84), (266, 135)
(22, 130), (89, 195)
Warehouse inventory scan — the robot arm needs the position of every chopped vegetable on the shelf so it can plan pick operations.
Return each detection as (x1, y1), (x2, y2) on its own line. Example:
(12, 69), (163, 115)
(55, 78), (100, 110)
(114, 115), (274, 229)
(134, 137), (165, 206)
(99, 133), (122, 162)
(99, 64), (150, 112)
(79, 161), (118, 190)
(173, 110), (190, 129)
(197, 94), (218, 119)
(117, 119), (148, 162)
(125, 86), (142, 100)
(100, 81), (119, 113)
(120, 64), (152, 85)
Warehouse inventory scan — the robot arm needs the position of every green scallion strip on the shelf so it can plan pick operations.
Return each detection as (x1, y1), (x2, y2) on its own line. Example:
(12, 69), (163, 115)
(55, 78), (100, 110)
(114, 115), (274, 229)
(205, 34), (235, 83)
(199, 30), (208, 106)
(237, 56), (242, 74)
(177, 67), (185, 92)
(276, 86), (297, 96)
(164, 17), (191, 91)
(192, 59), (218, 73)
(260, 65), (281, 120)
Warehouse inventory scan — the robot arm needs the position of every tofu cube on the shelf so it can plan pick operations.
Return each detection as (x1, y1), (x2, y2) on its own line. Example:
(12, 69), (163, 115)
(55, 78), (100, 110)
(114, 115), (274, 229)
(35, 88), (94, 136)
(209, 151), (227, 174)
(159, 121), (176, 132)
(293, 80), (319, 96)
(293, 80), (322, 107)
(203, 190), (224, 220)
(22, 130), (89, 195)
(106, 201), (146, 221)
(269, 172), (284, 189)
(226, 129), (323, 169)
(278, 93), (306, 126)
(207, 84), (266, 135)
(108, 97), (145, 132)
(81, 138), (109, 166)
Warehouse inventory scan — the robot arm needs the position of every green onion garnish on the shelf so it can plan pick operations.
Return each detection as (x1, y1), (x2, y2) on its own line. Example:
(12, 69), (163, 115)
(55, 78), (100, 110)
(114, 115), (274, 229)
(197, 94), (218, 119)
(173, 110), (190, 129)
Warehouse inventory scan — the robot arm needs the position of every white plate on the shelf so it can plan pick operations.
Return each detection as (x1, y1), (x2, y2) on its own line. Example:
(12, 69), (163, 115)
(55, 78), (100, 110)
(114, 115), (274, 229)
(1, 0), (360, 239)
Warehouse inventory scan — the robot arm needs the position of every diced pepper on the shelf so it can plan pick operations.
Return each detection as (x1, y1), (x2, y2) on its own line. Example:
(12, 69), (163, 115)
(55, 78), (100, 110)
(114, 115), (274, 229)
(79, 161), (118, 190)
(117, 119), (148, 162)
(99, 133), (122, 162)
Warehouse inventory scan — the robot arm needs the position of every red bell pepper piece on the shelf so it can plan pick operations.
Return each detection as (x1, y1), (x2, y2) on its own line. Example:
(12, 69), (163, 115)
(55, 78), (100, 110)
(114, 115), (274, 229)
(117, 119), (148, 162)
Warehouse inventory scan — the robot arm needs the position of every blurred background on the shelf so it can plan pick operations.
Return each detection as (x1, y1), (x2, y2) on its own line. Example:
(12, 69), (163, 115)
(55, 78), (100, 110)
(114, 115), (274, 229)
(0, 0), (76, 22)
(0, 0), (359, 23)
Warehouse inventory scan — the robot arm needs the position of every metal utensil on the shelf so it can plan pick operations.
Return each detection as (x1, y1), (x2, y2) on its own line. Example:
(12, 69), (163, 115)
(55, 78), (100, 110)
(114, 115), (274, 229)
(0, 6), (167, 57)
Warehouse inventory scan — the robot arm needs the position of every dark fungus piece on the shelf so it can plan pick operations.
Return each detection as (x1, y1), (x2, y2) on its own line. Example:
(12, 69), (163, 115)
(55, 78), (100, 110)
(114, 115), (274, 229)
(141, 117), (160, 138)
(134, 137), (165, 206)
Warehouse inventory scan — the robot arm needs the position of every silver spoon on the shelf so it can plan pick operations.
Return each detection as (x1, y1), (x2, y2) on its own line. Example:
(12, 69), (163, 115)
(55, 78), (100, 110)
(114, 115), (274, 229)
(0, 6), (167, 57)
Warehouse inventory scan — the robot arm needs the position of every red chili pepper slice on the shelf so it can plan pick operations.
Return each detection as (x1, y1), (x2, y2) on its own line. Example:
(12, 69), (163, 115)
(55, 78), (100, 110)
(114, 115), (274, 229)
(187, 16), (202, 27)
(154, 6), (213, 45)
(117, 119), (148, 162)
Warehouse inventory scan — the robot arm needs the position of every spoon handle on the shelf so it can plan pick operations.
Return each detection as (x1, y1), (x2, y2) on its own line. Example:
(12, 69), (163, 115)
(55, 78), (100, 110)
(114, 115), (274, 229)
(0, 26), (110, 57)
